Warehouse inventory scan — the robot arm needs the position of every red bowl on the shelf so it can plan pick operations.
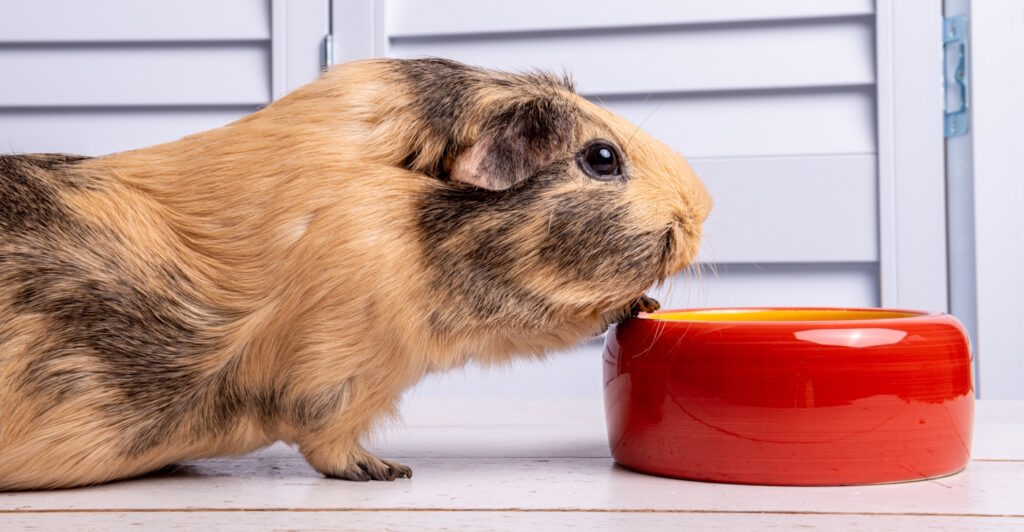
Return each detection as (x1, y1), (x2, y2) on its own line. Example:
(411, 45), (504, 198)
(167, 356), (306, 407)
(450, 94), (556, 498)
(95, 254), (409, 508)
(603, 308), (975, 486)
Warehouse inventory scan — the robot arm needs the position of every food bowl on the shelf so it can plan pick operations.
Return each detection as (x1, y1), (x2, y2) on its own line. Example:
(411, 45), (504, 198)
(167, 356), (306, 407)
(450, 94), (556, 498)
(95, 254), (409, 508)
(603, 308), (974, 486)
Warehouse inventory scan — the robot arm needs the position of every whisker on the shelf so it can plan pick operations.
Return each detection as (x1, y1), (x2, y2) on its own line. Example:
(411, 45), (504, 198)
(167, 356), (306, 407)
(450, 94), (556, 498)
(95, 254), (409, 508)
(625, 97), (663, 151)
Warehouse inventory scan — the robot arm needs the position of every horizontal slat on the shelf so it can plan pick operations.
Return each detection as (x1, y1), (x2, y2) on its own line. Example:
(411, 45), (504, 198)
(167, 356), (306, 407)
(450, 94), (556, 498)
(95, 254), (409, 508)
(693, 155), (878, 263)
(0, 0), (270, 43)
(8, 512), (1022, 530)
(0, 108), (255, 156)
(652, 262), (880, 310)
(0, 44), (270, 107)
(388, 0), (874, 37)
(597, 88), (876, 158)
(390, 18), (875, 94)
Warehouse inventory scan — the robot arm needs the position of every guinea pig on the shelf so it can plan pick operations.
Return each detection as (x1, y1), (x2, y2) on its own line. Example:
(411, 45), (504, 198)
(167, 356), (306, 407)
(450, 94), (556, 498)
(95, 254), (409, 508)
(0, 57), (711, 489)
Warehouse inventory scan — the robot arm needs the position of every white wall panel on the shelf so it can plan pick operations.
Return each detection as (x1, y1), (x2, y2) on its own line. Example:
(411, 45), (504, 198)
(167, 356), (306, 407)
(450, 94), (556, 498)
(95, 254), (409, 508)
(391, 19), (875, 94)
(0, 108), (255, 156)
(599, 89), (876, 158)
(0, 0), (271, 43)
(388, 0), (873, 37)
(693, 155), (878, 264)
(0, 45), (270, 107)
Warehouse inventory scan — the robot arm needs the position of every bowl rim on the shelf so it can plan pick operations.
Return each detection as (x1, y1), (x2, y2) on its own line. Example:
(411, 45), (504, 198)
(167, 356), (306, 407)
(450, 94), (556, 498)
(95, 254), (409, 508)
(636, 306), (947, 326)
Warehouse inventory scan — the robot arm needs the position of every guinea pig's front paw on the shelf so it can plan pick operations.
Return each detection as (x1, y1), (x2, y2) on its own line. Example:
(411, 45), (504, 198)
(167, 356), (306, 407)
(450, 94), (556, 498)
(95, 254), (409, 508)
(319, 448), (412, 482)
(628, 295), (661, 317)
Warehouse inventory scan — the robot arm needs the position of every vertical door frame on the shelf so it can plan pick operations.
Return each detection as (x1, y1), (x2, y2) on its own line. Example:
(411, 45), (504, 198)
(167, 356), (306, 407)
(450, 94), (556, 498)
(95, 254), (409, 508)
(948, 0), (1024, 399)
(271, 0), (331, 99)
(875, 0), (949, 313)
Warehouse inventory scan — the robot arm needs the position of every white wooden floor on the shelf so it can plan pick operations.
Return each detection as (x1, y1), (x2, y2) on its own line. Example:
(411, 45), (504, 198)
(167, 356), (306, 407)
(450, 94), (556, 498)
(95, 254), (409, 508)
(2, 399), (1022, 531)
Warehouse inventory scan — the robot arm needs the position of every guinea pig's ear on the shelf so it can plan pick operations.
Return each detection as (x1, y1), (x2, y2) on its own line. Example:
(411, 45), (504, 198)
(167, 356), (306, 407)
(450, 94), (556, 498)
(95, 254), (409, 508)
(451, 96), (575, 191)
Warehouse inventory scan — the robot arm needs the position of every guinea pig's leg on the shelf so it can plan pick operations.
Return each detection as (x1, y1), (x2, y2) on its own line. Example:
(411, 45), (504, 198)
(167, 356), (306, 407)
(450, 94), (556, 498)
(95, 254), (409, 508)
(297, 394), (412, 482)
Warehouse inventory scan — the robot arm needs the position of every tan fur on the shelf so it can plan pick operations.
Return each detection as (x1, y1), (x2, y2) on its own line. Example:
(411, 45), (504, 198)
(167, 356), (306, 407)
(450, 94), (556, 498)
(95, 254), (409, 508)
(0, 59), (710, 489)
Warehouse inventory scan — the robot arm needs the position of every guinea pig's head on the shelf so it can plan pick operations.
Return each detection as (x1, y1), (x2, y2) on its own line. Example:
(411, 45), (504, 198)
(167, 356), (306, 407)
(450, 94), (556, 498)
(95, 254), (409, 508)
(381, 59), (711, 337)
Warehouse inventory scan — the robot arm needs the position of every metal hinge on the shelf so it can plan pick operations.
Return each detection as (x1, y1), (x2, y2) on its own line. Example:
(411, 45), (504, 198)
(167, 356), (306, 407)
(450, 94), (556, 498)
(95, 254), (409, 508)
(943, 16), (969, 138)
(320, 33), (334, 72)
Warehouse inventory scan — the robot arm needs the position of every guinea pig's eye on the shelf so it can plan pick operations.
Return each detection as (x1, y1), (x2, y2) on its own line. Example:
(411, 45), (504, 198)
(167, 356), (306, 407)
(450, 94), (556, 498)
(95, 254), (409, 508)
(577, 141), (623, 181)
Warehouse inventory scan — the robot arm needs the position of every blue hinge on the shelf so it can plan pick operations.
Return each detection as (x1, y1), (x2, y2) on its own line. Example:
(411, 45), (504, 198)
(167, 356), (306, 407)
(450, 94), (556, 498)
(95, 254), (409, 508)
(943, 16), (969, 138)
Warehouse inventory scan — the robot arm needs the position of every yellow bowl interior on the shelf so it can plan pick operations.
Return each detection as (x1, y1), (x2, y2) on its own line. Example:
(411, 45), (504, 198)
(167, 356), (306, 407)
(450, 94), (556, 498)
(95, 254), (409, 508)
(648, 309), (923, 322)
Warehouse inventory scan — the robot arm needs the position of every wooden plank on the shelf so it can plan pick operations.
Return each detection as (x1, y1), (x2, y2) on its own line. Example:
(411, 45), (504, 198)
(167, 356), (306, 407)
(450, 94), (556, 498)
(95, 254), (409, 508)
(0, 44), (270, 107)
(692, 155), (877, 263)
(388, 0), (874, 38)
(0, 0), (270, 43)
(596, 88), (876, 159)
(1, 456), (1020, 515)
(0, 108), (255, 156)
(0, 399), (1017, 523)
(4, 511), (1023, 530)
(390, 18), (875, 94)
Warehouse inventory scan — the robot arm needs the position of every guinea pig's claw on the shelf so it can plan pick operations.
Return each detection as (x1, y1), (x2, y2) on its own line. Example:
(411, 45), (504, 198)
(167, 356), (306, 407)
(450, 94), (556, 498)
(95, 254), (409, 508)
(326, 452), (413, 481)
(628, 295), (661, 317)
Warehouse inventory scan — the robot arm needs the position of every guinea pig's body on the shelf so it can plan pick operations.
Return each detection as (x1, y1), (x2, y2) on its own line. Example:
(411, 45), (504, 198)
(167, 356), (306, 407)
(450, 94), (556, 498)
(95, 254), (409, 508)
(0, 58), (710, 490)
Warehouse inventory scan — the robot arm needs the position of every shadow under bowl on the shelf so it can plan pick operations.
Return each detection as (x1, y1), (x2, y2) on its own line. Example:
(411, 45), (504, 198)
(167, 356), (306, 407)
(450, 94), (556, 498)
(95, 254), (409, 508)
(603, 307), (975, 486)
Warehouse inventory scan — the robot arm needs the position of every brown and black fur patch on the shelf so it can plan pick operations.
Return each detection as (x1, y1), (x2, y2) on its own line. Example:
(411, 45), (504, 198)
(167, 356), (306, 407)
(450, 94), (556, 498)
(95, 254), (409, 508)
(394, 58), (574, 154)
(392, 58), (577, 187)
(0, 155), (86, 235)
(416, 174), (557, 332)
